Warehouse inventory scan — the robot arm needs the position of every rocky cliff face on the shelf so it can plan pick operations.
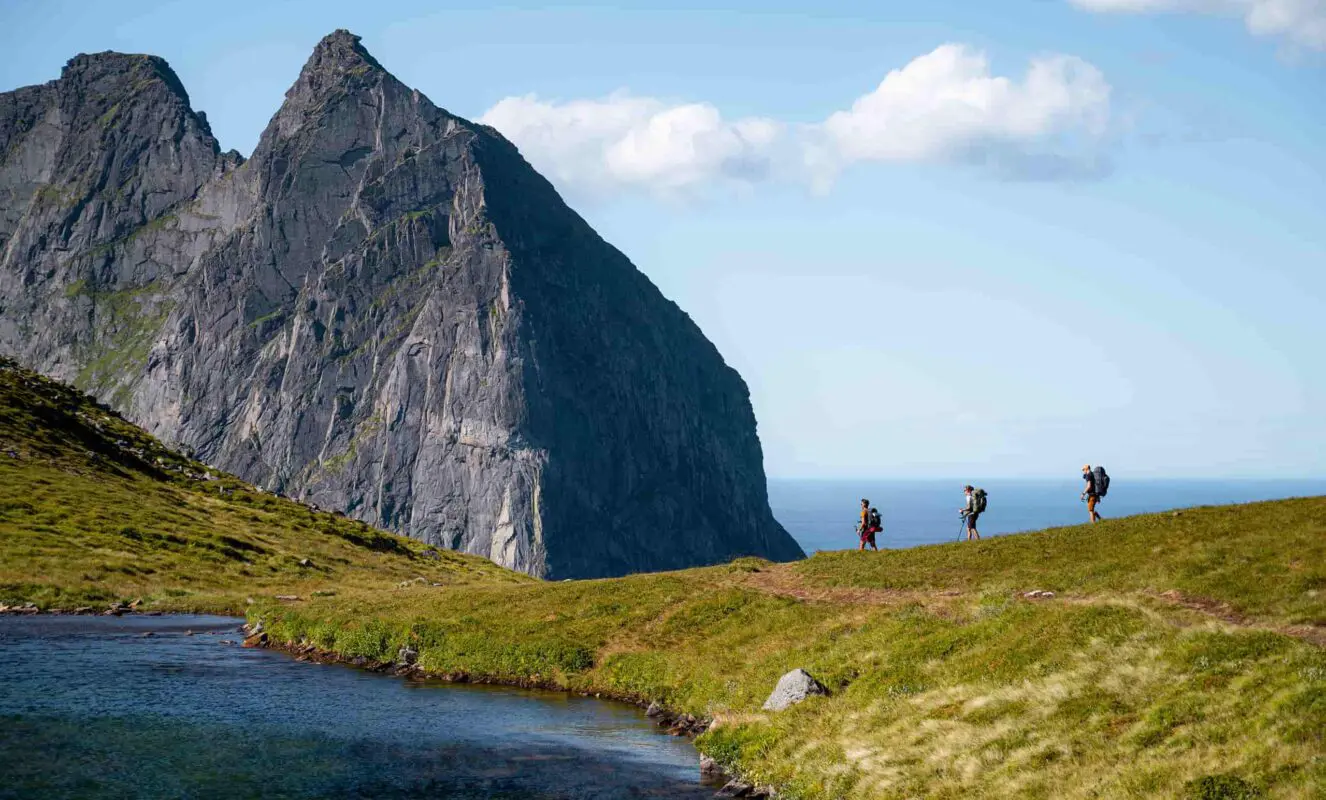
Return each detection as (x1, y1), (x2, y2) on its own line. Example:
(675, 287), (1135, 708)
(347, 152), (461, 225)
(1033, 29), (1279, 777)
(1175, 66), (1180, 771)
(0, 31), (804, 577)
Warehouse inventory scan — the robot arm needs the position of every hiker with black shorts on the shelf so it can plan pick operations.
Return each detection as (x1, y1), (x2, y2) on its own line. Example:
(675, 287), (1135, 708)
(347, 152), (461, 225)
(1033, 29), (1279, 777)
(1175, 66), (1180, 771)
(1081, 464), (1109, 522)
(960, 485), (981, 540)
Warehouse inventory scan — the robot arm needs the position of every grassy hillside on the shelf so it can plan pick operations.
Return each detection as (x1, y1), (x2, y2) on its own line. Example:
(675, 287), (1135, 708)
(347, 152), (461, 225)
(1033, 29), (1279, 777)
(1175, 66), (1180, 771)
(0, 356), (526, 612)
(250, 498), (1324, 799)
(2, 356), (1322, 797)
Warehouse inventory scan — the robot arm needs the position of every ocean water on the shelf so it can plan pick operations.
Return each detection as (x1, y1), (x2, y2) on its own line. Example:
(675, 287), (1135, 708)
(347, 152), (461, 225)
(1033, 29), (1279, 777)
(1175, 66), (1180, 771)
(769, 478), (1326, 555)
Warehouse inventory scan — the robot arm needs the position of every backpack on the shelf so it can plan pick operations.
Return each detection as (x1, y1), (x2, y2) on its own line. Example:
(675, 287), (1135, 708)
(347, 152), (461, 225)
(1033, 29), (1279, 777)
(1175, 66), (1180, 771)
(1092, 467), (1110, 498)
(868, 508), (881, 529)
(974, 488), (988, 514)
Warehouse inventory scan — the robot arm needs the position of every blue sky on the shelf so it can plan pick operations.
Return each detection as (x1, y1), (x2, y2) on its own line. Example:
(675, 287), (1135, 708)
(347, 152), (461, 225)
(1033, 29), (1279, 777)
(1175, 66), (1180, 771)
(3, 0), (1323, 479)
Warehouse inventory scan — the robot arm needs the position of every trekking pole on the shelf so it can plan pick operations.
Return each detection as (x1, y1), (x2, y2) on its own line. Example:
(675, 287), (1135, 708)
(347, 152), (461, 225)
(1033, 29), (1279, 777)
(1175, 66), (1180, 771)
(957, 517), (966, 542)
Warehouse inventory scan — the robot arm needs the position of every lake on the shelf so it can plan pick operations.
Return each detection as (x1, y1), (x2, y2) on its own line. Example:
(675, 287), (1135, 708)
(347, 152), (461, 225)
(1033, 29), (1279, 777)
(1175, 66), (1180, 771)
(770, 477), (1326, 554)
(0, 614), (712, 799)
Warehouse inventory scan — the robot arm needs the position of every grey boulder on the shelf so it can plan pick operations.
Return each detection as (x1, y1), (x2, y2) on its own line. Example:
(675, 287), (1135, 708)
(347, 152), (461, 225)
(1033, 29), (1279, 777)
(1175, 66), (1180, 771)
(762, 669), (827, 712)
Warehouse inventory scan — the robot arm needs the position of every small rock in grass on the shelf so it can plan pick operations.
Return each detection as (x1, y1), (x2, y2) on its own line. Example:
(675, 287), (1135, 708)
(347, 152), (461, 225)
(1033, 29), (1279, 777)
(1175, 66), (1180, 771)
(397, 646), (419, 666)
(715, 779), (754, 798)
(762, 669), (827, 712)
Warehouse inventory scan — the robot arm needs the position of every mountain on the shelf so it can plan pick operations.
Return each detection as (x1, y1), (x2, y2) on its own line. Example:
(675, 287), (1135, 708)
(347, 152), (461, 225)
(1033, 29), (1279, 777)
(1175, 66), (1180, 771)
(0, 30), (804, 578)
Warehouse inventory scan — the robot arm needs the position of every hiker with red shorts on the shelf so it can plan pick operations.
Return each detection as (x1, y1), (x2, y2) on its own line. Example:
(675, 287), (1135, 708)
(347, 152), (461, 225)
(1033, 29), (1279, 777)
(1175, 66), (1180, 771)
(857, 498), (881, 551)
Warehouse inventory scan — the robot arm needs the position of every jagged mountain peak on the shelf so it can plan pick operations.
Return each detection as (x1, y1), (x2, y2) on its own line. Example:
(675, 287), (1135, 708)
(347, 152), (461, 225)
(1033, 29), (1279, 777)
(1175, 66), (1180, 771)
(284, 28), (389, 101)
(255, 29), (414, 160)
(0, 36), (805, 579)
(309, 29), (384, 72)
(61, 50), (195, 110)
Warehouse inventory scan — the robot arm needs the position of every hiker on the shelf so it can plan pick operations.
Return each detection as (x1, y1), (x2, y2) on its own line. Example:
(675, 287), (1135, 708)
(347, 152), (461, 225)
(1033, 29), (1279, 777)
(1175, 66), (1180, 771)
(857, 498), (881, 551)
(960, 485), (985, 540)
(1081, 464), (1109, 522)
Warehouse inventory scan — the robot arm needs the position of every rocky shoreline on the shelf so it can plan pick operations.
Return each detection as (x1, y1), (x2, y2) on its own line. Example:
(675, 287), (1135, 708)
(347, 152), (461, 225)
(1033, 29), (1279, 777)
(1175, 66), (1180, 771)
(241, 621), (778, 799)
(0, 600), (158, 616)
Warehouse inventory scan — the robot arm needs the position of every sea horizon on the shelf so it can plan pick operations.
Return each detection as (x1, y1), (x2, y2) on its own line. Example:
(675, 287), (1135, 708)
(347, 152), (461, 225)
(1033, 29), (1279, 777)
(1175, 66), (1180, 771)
(768, 477), (1326, 555)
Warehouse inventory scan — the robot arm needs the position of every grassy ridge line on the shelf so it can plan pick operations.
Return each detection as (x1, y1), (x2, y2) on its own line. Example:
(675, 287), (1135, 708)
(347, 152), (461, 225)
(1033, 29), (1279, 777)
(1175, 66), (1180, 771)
(791, 498), (1326, 628)
(252, 499), (1326, 799)
(0, 356), (527, 612)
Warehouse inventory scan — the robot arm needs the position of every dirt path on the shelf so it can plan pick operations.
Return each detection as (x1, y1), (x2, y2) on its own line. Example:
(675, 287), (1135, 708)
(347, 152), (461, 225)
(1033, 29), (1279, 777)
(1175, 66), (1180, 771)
(727, 564), (1326, 647)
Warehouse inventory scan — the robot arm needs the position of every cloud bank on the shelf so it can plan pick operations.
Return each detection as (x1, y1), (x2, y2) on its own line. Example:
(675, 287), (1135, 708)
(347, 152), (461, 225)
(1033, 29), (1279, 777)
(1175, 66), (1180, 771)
(477, 44), (1114, 199)
(1069, 0), (1326, 51)
(479, 94), (782, 197)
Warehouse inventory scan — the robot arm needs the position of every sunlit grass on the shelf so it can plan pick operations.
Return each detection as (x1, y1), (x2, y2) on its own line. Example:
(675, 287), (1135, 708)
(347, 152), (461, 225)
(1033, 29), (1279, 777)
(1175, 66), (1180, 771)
(0, 357), (527, 613)
(251, 501), (1325, 798)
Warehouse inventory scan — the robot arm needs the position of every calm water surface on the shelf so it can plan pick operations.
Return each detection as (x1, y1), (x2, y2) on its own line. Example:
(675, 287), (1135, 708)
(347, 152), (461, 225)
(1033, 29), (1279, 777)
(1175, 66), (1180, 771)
(0, 615), (711, 799)
(771, 478), (1326, 553)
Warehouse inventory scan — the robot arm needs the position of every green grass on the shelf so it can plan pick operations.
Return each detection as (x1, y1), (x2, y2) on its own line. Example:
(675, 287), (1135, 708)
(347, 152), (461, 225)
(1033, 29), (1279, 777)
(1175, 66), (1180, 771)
(243, 498), (1324, 798)
(0, 357), (527, 612)
(246, 540), (1323, 798)
(1, 355), (1322, 797)
(791, 498), (1326, 627)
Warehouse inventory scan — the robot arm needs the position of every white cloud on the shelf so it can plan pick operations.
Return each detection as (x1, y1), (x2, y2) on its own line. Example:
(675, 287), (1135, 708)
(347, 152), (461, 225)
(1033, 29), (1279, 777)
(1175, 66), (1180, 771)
(1069, 0), (1326, 50)
(809, 44), (1112, 187)
(478, 93), (782, 199)
(478, 44), (1113, 198)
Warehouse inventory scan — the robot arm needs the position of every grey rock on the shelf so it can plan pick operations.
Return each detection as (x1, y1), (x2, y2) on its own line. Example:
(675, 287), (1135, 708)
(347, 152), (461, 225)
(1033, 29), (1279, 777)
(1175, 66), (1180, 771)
(762, 669), (828, 712)
(397, 645), (418, 665)
(715, 780), (754, 798)
(645, 701), (665, 718)
(699, 754), (725, 779)
(0, 30), (804, 578)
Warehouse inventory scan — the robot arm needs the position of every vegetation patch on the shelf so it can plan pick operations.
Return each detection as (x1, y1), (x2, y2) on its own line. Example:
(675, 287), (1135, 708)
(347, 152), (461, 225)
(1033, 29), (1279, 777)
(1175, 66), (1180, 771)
(0, 357), (526, 612)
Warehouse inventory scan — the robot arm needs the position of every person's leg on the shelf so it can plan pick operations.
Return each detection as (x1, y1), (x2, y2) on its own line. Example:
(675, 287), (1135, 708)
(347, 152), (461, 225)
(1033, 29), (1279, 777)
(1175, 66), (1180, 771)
(1087, 495), (1100, 522)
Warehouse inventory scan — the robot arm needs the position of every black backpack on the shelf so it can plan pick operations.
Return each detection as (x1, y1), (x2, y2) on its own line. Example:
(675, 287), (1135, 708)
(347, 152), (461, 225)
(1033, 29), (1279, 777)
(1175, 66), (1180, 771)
(868, 508), (881, 528)
(974, 488), (988, 513)
(1093, 467), (1110, 498)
